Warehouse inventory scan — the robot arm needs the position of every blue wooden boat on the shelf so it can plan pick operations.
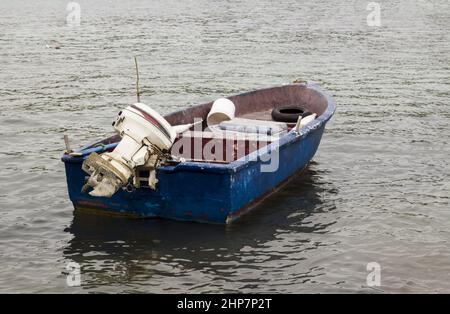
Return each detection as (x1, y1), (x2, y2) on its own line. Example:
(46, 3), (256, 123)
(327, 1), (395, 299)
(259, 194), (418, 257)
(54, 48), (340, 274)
(62, 83), (335, 224)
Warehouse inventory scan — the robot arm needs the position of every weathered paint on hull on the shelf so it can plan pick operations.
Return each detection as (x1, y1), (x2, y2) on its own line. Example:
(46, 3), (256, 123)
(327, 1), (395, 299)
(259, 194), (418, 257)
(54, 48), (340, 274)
(64, 125), (326, 224)
(62, 84), (335, 224)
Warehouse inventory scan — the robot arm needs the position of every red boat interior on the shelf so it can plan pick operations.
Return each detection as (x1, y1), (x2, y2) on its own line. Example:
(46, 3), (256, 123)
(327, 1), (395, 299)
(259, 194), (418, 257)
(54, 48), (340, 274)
(89, 84), (328, 164)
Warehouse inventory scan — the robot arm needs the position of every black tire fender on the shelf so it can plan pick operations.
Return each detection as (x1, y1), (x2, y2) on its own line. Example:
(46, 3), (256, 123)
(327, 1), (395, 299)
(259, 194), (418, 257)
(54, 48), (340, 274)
(271, 106), (311, 123)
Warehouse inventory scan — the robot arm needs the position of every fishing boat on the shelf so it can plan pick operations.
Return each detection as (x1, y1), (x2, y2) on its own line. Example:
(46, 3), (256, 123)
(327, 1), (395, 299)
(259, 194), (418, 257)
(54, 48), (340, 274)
(62, 83), (335, 224)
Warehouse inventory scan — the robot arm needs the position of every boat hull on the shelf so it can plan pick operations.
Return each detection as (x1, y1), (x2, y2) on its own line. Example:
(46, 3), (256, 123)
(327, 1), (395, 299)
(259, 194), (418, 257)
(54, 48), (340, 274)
(62, 84), (335, 224)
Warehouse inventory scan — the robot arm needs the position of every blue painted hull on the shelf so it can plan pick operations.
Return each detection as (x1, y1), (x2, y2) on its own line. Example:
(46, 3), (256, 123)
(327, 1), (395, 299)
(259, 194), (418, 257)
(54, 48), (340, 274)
(62, 84), (335, 224)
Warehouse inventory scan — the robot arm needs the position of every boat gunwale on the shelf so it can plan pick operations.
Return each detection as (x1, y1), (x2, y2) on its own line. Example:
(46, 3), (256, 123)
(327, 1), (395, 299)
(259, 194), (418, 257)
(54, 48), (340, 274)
(62, 83), (335, 174)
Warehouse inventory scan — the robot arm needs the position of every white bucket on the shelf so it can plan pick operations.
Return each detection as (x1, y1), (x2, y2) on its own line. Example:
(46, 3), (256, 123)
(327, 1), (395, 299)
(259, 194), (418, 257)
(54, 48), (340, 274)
(207, 98), (236, 127)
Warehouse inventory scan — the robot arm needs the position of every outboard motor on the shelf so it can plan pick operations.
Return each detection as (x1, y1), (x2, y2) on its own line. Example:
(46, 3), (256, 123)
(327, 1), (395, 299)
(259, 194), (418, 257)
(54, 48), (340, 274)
(82, 103), (176, 197)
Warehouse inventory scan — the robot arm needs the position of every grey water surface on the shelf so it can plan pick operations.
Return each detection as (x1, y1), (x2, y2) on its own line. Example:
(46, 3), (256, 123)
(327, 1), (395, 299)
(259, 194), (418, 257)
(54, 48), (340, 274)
(0, 0), (449, 293)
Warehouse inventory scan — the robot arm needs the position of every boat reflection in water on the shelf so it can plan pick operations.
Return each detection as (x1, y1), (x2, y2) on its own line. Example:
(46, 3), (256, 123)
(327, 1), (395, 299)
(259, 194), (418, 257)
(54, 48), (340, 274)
(63, 164), (338, 292)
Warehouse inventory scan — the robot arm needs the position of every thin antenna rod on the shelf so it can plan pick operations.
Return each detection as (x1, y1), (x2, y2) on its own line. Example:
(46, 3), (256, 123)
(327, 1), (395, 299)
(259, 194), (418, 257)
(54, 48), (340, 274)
(134, 56), (140, 103)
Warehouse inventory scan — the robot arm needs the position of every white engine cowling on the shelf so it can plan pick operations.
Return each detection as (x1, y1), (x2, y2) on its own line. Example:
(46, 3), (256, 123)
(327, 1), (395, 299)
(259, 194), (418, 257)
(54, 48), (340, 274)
(82, 103), (176, 197)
